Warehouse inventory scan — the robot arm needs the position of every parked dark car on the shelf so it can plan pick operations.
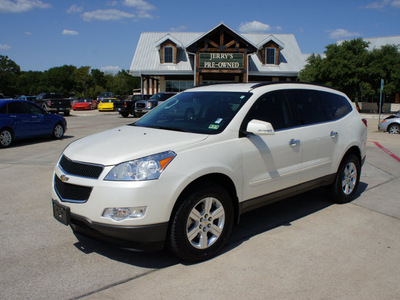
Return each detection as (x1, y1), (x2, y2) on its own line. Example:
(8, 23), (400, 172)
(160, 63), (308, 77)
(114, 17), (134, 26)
(34, 93), (71, 116)
(134, 92), (176, 117)
(0, 99), (67, 148)
(16, 95), (37, 101)
(115, 94), (152, 117)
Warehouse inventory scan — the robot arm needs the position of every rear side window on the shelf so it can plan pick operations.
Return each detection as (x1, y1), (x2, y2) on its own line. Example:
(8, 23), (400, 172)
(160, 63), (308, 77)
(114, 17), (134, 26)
(288, 90), (329, 125)
(318, 91), (353, 120)
(7, 102), (26, 114)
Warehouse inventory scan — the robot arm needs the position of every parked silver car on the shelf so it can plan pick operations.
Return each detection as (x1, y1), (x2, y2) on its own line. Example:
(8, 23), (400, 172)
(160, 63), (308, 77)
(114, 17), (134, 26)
(378, 115), (400, 134)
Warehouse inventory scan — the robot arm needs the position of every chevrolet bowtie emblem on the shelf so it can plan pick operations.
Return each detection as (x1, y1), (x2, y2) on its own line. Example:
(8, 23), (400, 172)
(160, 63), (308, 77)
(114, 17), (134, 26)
(60, 175), (69, 182)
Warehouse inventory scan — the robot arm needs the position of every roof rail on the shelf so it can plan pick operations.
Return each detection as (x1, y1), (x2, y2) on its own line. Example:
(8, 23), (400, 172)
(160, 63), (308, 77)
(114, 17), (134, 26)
(250, 81), (339, 91)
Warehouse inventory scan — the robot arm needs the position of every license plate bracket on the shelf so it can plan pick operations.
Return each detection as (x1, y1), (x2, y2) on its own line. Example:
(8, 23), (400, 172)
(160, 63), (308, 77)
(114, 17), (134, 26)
(52, 200), (70, 225)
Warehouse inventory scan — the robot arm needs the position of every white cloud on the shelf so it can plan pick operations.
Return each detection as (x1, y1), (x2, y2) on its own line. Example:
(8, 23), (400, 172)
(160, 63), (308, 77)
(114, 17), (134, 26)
(101, 65), (121, 74)
(67, 4), (83, 14)
(82, 9), (135, 21)
(329, 29), (361, 39)
(25, 31), (31, 35)
(391, 0), (400, 7)
(363, 0), (400, 9)
(62, 29), (78, 36)
(122, 0), (155, 11)
(169, 25), (187, 32)
(0, 0), (50, 13)
(238, 21), (272, 33)
(0, 44), (11, 50)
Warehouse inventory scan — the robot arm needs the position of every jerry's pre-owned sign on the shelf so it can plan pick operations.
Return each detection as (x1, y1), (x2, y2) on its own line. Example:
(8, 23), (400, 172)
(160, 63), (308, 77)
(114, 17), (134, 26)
(199, 53), (244, 69)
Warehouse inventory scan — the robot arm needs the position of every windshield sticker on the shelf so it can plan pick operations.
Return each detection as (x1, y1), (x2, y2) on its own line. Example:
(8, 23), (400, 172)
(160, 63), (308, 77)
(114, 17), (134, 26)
(208, 124), (220, 130)
(215, 118), (223, 124)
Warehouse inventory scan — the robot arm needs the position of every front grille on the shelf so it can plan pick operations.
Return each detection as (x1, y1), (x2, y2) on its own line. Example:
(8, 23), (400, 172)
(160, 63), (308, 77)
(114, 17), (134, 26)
(59, 155), (104, 179)
(136, 103), (145, 108)
(54, 175), (92, 203)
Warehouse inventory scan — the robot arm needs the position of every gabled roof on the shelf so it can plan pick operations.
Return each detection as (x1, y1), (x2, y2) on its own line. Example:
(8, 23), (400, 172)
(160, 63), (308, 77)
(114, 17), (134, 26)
(185, 22), (257, 53)
(257, 35), (285, 50)
(130, 26), (307, 77)
(155, 34), (184, 49)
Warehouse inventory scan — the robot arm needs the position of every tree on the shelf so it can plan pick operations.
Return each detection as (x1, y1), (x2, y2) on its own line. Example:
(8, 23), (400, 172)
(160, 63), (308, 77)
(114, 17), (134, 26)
(0, 55), (21, 96)
(299, 38), (400, 105)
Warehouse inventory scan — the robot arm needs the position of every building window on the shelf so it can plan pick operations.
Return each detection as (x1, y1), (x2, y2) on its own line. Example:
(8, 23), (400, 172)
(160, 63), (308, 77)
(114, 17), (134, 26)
(166, 81), (194, 92)
(164, 47), (173, 63)
(266, 48), (276, 65)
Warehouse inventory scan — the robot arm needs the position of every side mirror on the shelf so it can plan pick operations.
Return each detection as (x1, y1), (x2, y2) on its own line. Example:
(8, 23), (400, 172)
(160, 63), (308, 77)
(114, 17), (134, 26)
(246, 119), (275, 135)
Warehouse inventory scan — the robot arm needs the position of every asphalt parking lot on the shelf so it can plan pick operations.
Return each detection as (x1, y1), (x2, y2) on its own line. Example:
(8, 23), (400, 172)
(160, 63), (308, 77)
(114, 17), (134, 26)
(1, 110), (399, 299)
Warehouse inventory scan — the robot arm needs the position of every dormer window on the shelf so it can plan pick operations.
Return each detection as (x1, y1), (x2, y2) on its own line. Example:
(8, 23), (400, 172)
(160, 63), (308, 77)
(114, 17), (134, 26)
(164, 47), (173, 63)
(266, 48), (276, 65)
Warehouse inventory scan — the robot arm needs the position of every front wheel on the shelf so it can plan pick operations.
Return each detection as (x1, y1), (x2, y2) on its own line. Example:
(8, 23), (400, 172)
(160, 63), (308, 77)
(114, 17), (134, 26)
(388, 124), (400, 134)
(168, 183), (234, 262)
(52, 123), (64, 139)
(330, 154), (361, 203)
(0, 128), (13, 148)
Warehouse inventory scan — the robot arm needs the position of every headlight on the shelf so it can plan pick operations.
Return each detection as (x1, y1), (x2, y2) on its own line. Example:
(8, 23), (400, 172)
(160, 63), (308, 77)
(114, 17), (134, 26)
(104, 151), (176, 181)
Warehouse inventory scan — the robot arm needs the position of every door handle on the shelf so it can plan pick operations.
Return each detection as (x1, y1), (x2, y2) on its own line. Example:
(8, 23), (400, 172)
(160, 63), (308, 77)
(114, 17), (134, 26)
(330, 131), (338, 138)
(289, 139), (300, 147)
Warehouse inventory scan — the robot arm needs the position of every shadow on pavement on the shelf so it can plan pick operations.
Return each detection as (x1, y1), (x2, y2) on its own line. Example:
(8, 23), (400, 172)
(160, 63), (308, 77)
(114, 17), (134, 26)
(72, 184), (368, 268)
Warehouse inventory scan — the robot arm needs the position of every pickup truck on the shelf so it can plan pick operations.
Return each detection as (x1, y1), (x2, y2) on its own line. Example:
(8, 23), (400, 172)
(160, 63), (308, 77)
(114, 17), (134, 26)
(35, 93), (71, 116)
(134, 92), (176, 117)
(115, 94), (151, 117)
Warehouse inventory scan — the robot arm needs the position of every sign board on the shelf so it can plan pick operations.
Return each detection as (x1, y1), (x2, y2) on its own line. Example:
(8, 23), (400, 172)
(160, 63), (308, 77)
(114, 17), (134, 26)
(199, 53), (244, 69)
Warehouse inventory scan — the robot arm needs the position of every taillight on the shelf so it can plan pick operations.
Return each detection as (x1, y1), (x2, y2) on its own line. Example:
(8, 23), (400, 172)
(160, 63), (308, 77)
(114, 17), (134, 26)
(47, 100), (51, 106)
(362, 118), (367, 127)
(124, 102), (127, 108)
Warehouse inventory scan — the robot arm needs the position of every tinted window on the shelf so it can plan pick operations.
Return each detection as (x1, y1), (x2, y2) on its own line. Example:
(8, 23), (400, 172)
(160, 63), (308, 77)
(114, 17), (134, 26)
(24, 102), (44, 115)
(318, 91), (352, 120)
(0, 103), (6, 114)
(243, 90), (292, 131)
(288, 90), (329, 125)
(7, 102), (26, 114)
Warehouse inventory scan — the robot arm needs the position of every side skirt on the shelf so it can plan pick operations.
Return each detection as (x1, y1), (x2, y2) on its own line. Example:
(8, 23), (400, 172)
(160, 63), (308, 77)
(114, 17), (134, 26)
(239, 174), (336, 216)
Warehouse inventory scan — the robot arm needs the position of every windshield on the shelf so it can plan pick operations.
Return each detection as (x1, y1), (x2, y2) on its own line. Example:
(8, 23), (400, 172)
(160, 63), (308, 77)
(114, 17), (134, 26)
(133, 91), (252, 134)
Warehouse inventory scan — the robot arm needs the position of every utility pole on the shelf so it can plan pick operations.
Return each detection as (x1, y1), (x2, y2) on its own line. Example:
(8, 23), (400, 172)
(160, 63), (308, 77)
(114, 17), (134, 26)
(379, 79), (384, 124)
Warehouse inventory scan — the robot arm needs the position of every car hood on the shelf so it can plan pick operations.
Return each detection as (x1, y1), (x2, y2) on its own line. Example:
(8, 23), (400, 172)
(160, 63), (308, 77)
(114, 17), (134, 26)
(63, 125), (209, 166)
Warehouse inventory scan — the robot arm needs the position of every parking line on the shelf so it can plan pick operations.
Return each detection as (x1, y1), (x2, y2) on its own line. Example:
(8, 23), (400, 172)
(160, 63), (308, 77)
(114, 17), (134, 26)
(371, 141), (400, 163)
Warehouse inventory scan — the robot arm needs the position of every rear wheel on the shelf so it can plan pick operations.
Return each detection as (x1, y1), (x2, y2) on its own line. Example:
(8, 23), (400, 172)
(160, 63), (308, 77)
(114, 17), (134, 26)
(388, 123), (400, 134)
(120, 111), (129, 118)
(330, 154), (360, 203)
(0, 128), (13, 148)
(168, 183), (234, 262)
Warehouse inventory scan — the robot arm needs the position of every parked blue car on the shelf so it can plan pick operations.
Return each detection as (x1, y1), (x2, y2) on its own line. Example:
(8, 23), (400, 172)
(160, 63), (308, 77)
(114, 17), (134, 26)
(0, 99), (67, 148)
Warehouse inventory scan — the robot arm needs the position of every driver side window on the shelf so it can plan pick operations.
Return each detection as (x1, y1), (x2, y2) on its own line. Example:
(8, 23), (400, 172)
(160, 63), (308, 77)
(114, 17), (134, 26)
(242, 90), (293, 131)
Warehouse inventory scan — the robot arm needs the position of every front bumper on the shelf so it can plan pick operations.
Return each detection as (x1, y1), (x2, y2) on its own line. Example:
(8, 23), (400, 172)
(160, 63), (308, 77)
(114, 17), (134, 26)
(52, 199), (168, 251)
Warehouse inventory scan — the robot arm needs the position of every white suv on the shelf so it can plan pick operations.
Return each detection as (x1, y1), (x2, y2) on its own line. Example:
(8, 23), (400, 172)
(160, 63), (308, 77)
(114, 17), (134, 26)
(52, 83), (367, 261)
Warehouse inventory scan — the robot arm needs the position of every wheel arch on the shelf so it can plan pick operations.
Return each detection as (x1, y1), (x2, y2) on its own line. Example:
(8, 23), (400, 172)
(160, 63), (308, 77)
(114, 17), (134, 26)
(169, 173), (240, 227)
(339, 145), (362, 168)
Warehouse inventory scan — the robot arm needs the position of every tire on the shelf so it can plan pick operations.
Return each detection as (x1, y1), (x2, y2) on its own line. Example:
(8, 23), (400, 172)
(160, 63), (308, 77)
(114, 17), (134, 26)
(388, 123), (400, 134)
(0, 128), (13, 148)
(120, 111), (129, 118)
(52, 123), (64, 139)
(64, 110), (70, 116)
(168, 183), (234, 262)
(330, 154), (361, 204)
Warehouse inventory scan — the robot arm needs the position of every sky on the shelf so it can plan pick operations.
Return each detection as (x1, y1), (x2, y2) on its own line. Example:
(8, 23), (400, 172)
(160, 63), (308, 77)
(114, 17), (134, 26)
(0, 0), (400, 73)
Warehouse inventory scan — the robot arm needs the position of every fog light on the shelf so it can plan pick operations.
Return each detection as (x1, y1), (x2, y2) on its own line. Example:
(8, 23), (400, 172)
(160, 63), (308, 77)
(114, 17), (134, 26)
(102, 207), (147, 221)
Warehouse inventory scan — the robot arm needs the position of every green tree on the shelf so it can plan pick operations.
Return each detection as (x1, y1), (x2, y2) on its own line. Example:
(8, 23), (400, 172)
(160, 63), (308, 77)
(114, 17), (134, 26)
(0, 55), (21, 96)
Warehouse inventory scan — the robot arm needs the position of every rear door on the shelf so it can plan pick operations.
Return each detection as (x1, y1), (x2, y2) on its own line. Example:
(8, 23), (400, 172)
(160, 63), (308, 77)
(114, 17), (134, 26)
(286, 89), (336, 182)
(6, 102), (31, 139)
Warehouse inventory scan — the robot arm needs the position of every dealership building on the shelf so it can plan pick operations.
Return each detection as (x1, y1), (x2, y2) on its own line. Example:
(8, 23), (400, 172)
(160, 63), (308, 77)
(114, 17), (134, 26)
(129, 23), (308, 94)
